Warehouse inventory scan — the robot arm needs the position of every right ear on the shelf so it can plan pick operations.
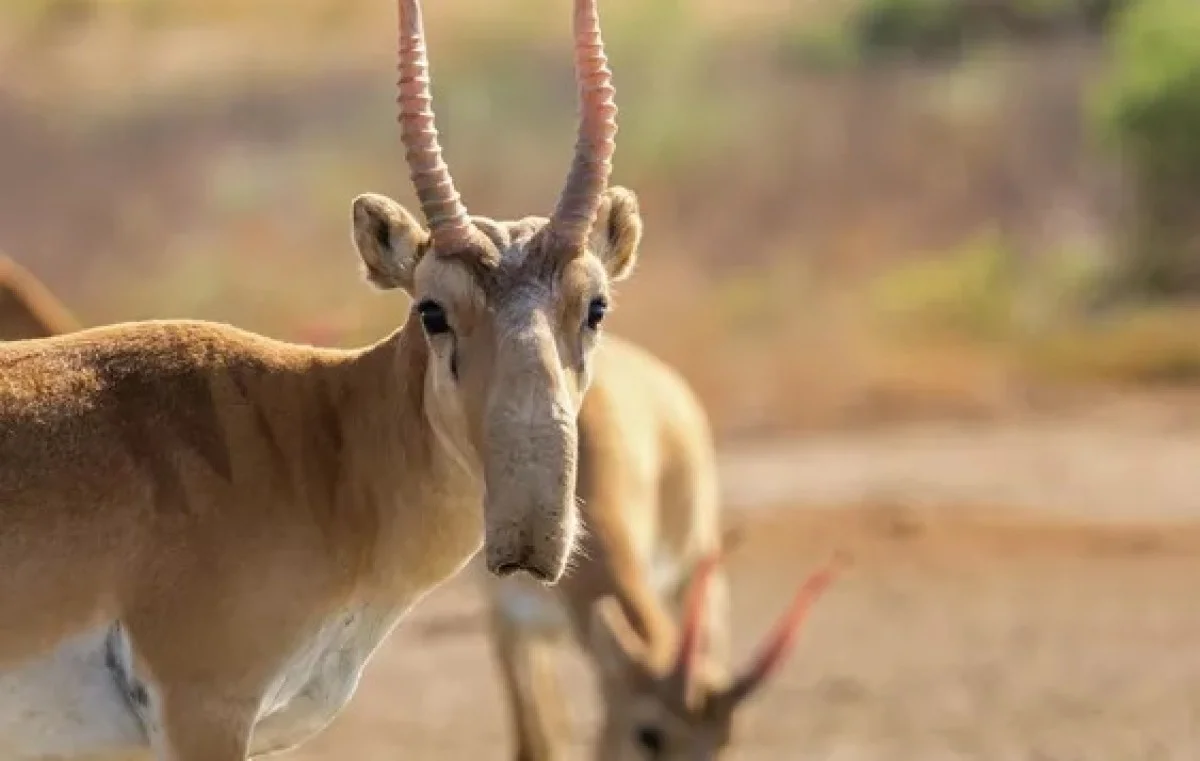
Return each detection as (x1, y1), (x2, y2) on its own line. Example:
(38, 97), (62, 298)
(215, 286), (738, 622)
(351, 193), (431, 293)
(588, 186), (643, 282)
(590, 596), (652, 684)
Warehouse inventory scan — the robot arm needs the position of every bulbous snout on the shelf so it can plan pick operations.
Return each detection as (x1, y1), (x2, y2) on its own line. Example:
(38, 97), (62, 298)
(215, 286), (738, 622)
(483, 416), (580, 583)
(481, 321), (581, 584)
(484, 511), (577, 583)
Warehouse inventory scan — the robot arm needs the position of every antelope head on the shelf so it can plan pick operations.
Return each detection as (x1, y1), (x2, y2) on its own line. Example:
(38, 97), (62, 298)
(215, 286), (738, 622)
(589, 555), (847, 760)
(352, 0), (641, 584)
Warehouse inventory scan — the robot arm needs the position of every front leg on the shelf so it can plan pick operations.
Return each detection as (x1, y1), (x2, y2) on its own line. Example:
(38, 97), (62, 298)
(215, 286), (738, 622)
(128, 657), (340, 761)
(138, 638), (379, 761)
(486, 587), (571, 761)
(104, 623), (259, 761)
(118, 579), (353, 761)
(145, 685), (257, 761)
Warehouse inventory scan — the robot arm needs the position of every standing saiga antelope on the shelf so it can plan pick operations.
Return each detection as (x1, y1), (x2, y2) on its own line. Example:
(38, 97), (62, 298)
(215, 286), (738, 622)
(482, 336), (846, 761)
(0, 0), (643, 758)
(0, 255), (81, 340)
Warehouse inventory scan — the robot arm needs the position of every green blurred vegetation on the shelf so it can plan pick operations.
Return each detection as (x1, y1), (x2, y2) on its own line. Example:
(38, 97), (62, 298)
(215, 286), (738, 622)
(850, 0), (1123, 57)
(867, 231), (1200, 385)
(1091, 0), (1200, 297)
(868, 230), (1023, 344)
(782, 0), (1126, 67)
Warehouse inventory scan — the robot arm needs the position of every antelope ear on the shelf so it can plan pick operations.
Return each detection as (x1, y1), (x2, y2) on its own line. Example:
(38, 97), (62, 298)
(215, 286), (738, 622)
(588, 186), (643, 282)
(351, 193), (431, 293)
(590, 596), (652, 683)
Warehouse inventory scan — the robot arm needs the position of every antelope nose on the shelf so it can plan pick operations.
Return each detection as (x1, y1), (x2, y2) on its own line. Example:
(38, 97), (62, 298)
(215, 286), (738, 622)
(485, 543), (558, 583)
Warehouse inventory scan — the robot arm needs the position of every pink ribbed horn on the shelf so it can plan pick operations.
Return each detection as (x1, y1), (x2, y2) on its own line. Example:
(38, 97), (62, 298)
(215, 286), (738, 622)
(670, 550), (723, 695)
(397, 0), (473, 253)
(724, 552), (850, 706)
(548, 0), (618, 254)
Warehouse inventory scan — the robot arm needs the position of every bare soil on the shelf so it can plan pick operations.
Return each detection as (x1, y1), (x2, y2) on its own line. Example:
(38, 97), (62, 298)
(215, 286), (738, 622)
(283, 414), (1200, 761)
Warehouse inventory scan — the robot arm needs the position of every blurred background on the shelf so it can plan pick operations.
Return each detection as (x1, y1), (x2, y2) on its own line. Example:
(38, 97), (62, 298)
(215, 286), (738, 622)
(4, 0), (1200, 758)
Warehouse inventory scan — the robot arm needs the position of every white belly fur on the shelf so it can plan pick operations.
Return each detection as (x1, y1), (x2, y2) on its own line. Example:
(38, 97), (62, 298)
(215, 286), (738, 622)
(0, 605), (407, 761)
(0, 627), (146, 761)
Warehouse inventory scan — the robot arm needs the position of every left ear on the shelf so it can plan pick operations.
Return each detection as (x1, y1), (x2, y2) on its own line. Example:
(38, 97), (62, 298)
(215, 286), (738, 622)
(350, 193), (431, 294)
(588, 186), (643, 282)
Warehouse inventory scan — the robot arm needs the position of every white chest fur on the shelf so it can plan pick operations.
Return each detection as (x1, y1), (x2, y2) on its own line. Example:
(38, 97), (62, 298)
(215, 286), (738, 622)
(249, 606), (404, 755)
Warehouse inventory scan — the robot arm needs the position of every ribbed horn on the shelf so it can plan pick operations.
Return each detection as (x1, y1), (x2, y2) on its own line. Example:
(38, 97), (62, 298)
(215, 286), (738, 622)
(723, 552), (850, 706)
(669, 550), (722, 695)
(397, 0), (473, 253)
(548, 0), (618, 254)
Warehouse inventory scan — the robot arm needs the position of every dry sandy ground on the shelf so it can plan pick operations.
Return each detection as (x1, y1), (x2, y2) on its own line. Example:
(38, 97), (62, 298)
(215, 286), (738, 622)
(282, 413), (1200, 761)
(719, 410), (1200, 524)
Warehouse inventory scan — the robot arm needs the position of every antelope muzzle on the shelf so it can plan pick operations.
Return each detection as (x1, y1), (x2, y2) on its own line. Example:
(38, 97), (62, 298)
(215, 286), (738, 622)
(481, 318), (581, 583)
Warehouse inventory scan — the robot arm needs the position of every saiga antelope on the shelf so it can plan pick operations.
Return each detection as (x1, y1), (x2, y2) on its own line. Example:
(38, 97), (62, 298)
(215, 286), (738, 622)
(0, 236), (791, 761)
(0, 182), (839, 761)
(0, 255), (80, 340)
(0, 0), (643, 758)
(483, 337), (845, 761)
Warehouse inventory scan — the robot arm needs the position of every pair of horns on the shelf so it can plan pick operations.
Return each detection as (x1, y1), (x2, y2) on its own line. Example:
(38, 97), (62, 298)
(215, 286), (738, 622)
(673, 550), (849, 705)
(397, 0), (617, 255)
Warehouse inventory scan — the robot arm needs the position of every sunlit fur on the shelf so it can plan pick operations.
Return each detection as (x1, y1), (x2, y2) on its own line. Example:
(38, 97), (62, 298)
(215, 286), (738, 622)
(0, 187), (644, 761)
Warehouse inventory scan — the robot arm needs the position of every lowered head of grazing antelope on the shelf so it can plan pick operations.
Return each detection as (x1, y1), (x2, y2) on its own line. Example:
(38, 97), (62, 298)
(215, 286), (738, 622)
(355, 0), (641, 582)
(590, 555), (845, 760)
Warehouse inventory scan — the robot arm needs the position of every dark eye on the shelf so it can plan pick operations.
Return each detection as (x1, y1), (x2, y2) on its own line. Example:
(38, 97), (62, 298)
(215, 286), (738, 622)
(585, 296), (608, 331)
(634, 724), (663, 756)
(416, 299), (451, 336)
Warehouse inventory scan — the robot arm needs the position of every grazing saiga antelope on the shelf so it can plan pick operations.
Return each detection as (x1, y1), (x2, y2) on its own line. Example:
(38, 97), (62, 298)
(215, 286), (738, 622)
(0, 255), (80, 340)
(482, 337), (845, 761)
(0, 0), (643, 758)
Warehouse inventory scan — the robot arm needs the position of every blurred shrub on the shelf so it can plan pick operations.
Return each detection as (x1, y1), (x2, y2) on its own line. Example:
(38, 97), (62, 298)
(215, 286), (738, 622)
(865, 229), (1112, 345)
(866, 230), (1020, 342)
(1026, 305), (1200, 383)
(835, 0), (1126, 63)
(1092, 0), (1200, 297)
(853, 0), (974, 59)
(777, 19), (864, 71)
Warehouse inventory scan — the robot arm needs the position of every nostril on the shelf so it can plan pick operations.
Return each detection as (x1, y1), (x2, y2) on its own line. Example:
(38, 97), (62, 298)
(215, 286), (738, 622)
(492, 562), (522, 578)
